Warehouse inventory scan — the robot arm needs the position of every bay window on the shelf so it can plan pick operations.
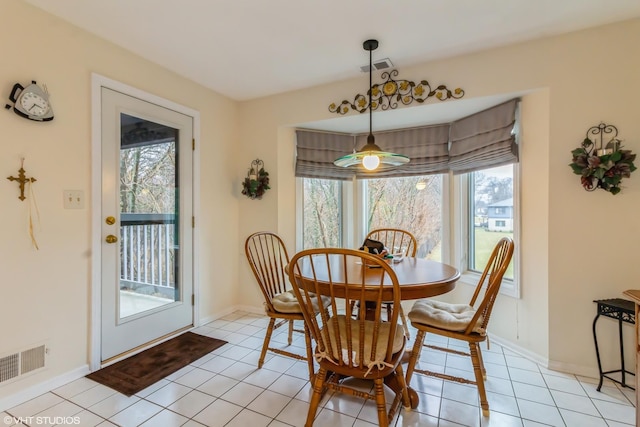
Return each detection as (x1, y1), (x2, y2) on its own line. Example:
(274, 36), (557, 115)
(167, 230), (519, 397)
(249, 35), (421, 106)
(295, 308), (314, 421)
(295, 97), (520, 296)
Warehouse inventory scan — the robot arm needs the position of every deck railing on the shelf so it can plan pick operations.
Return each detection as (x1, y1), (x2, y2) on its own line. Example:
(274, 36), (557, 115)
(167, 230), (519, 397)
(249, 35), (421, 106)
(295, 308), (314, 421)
(120, 213), (176, 293)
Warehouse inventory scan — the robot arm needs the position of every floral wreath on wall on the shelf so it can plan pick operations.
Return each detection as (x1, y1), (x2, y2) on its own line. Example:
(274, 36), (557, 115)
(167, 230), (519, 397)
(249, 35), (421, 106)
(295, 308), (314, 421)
(569, 123), (636, 195)
(241, 159), (270, 200)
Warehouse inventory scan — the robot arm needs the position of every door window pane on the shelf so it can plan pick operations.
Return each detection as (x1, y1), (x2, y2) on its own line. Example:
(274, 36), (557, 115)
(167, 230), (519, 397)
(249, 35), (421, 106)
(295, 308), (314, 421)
(119, 114), (179, 318)
(302, 178), (342, 249)
(366, 175), (443, 261)
(468, 165), (514, 279)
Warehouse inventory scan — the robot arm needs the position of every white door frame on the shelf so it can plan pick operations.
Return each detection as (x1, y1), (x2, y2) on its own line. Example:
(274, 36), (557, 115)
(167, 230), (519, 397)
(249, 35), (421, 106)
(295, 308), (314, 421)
(90, 73), (201, 370)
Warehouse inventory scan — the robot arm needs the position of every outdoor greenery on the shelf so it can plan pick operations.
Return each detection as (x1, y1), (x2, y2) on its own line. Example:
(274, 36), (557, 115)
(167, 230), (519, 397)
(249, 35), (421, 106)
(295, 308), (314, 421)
(302, 179), (342, 249)
(472, 227), (514, 279)
(301, 166), (514, 279)
(367, 176), (442, 258)
(120, 141), (176, 213)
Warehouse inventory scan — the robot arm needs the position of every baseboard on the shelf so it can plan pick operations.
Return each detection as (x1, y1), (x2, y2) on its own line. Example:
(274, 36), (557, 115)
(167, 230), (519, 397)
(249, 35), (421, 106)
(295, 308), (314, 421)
(0, 365), (90, 413)
(489, 335), (550, 367)
(234, 305), (265, 316)
(196, 304), (263, 326)
(489, 335), (601, 379)
(546, 359), (600, 379)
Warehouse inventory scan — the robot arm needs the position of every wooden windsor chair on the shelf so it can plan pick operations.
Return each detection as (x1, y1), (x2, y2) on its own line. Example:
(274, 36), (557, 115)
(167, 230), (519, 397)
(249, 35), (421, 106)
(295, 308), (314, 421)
(287, 247), (410, 427)
(405, 237), (514, 416)
(245, 231), (324, 381)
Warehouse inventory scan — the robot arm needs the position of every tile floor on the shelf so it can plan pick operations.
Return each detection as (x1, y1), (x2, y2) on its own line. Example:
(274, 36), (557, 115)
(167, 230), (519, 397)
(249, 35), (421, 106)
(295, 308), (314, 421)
(2, 310), (636, 426)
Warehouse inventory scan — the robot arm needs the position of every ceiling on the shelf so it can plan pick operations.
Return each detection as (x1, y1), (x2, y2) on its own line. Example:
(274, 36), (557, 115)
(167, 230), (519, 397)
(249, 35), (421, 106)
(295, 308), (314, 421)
(22, 0), (640, 104)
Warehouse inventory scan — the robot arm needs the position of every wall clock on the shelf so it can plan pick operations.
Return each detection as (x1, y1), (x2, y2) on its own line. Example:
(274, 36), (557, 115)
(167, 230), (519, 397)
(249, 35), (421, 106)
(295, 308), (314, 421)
(5, 80), (54, 121)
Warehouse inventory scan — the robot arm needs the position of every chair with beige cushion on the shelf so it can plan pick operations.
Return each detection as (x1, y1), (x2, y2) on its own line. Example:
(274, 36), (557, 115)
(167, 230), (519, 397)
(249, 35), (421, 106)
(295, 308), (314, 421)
(405, 237), (514, 416)
(287, 248), (410, 427)
(366, 228), (418, 338)
(245, 231), (324, 381)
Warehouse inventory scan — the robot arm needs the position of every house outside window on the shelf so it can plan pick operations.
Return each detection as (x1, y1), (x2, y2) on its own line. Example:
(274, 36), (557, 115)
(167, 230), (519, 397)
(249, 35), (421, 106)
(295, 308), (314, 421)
(467, 164), (517, 284)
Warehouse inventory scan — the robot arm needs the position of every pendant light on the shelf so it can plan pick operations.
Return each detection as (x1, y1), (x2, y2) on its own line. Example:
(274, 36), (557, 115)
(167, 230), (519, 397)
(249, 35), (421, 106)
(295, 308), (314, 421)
(334, 39), (410, 171)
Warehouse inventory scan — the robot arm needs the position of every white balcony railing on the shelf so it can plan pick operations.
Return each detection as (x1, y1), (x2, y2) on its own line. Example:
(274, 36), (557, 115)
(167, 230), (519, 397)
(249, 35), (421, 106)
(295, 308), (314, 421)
(120, 213), (176, 294)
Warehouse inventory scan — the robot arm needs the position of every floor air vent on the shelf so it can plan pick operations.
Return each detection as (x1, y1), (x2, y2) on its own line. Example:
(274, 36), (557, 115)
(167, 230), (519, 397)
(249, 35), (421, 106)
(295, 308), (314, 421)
(0, 345), (46, 384)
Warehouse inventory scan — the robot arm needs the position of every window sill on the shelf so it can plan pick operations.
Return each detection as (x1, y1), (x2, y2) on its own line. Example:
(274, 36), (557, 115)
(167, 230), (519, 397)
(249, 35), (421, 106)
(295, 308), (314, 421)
(458, 270), (520, 299)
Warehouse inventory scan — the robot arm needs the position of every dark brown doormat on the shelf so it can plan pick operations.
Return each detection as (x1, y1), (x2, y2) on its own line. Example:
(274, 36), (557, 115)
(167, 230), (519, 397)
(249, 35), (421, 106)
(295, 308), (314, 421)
(86, 332), (226, 396)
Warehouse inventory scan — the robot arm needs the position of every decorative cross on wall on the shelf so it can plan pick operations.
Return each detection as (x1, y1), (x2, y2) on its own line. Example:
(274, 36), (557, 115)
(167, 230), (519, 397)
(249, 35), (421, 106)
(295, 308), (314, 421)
(7, 158), (37, 201)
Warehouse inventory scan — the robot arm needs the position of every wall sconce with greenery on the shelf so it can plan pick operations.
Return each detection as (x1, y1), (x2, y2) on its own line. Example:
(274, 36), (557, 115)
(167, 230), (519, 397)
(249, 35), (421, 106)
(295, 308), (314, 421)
(241, 158), (270, 200)
(569, 123), (636, 195)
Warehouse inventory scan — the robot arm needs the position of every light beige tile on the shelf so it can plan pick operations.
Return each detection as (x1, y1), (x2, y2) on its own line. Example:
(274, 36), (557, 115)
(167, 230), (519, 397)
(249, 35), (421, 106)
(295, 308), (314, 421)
(173, 367), (216, 388)
(267, 374), (307, 397)
(145, 382), (191, 407)
(68, 384), (117, 408)
(224, 408), (271, 427)
(439, 398), (481, 427)
(89, 393), (140, 419)
(247, 390), (293, 419)
(275, 398), (313, 426)
(139, 409), (188, 427)
(193, 399), (243, 427)
(168, 390), (216, 418)
(53, 378), (100, 399)
(220, 382), (264, 407)
(108, 399), (163, 427)
(7, 393), (64, 418)
(197, 374), (239, 397)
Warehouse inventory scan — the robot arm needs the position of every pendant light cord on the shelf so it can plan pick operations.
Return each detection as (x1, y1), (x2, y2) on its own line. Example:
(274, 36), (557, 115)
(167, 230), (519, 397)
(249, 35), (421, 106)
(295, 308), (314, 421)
(369, 46), (373, 140)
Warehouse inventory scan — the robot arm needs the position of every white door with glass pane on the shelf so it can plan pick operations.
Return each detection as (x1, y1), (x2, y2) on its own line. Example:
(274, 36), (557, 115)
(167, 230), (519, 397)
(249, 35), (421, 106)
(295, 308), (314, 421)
(100, 87), (193, 361)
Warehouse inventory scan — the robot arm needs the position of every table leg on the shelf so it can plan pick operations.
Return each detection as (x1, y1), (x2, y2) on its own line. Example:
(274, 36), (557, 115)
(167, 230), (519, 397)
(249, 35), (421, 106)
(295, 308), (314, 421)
(383, 371), (419, 410)
(618, 315), (627, 387)
(592, 313), (605, 391)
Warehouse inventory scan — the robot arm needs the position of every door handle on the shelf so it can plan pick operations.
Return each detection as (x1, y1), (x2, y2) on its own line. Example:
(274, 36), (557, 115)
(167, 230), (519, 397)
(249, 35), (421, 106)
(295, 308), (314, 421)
(105, 235), (118, 244)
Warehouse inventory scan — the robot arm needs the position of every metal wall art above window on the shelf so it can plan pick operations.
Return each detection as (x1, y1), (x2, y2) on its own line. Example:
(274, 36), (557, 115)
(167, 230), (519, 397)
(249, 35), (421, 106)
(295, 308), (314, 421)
(328, 70), (465, 115)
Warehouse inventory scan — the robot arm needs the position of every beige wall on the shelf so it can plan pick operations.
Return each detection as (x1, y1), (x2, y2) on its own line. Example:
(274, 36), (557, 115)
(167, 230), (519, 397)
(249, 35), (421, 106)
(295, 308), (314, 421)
(238, 19), (640, 377)
(3, 0), (640, 407)
(1, 0), (239, 403)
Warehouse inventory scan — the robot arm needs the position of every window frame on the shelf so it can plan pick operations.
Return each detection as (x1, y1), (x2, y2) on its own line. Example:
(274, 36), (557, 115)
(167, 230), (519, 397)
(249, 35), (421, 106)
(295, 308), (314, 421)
(296, 164), (520, 299)
(453, 163), (521, 298)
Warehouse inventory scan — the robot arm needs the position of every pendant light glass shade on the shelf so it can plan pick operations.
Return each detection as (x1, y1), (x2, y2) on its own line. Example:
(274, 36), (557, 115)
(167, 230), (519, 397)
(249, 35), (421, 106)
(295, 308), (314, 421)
(334, 39), (410, 171)
(333, 136), (410, 169)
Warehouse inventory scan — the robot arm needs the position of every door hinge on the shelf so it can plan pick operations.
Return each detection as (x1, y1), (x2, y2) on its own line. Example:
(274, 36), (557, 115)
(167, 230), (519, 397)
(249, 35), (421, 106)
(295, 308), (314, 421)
(192, 138), (195, 151)
(192, 216), (195, 228)
(191, 294), (195, 306)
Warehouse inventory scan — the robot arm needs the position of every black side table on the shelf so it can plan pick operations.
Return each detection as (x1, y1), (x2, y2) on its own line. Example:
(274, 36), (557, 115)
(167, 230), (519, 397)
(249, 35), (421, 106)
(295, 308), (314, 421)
(592, 298), (636, 391)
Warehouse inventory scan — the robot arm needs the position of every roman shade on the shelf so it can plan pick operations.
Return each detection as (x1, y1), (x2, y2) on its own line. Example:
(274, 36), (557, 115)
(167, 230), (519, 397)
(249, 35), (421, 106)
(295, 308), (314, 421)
(295, 130), (355, 180)
(295, 98), (519, 179)
(351, 124), (450, 178)
(448, 99), (519, 174)
(295, 124), (450, 179)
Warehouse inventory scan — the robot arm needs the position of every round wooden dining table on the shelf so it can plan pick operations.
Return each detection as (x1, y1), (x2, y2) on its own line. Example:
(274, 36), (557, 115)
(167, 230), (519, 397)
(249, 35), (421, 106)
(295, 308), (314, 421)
(292, 255), (460, 409)
(293, 255), (460, 301)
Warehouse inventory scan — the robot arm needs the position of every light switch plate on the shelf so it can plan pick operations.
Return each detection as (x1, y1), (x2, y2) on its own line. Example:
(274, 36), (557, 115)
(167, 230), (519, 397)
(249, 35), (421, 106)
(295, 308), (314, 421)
(63, 190), (84, 209)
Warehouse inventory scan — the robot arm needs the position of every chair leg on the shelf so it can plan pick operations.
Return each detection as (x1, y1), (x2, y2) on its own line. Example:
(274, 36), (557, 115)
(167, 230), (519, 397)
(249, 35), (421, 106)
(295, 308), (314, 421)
(259, 318), (276, 368)
(470, 342), (489, 416)
(306, 367), (327, 427)
(405, 329), (425, 384)
(374, 378), (389, 427)
(303, 322), (315, 381)
(287, 319), (294, 345)
(394, 363), (411, 409)
(477, 344), (487, 381)
(398, 304), (411, 340)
